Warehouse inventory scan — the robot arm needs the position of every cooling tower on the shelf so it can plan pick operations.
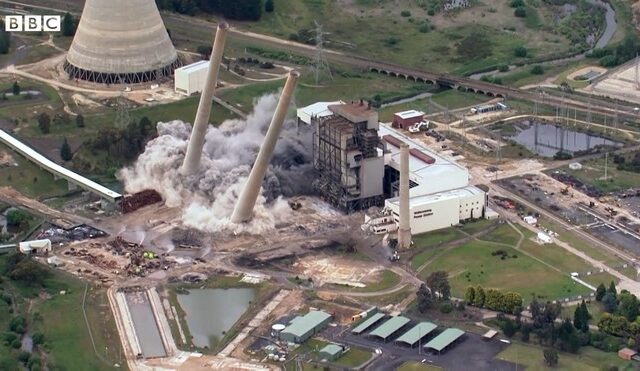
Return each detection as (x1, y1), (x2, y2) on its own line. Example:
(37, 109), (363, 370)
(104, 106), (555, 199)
(64, 0), (180, 84)
(231, 71), (300, 223)
(181, 23), (228, 175)
(397, 143), (412, 249)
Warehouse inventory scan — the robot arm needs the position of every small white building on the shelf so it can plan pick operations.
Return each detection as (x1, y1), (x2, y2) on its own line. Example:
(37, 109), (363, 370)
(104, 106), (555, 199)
(523, 215), (538, 225)
(537, 232), (553, 244)
(19, 239), (52, 255)
(174, 60), (210, 96)
(569, 162), (583, 171)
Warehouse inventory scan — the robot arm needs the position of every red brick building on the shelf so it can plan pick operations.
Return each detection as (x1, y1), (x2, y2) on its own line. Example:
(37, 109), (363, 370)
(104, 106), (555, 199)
(392, 110), (424, 129)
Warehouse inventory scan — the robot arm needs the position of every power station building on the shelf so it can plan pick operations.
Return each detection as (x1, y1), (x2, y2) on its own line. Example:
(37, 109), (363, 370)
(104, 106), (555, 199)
(65, 0), (180, 84)
(174, 60), (211, 96)
(299, 102), (488, 235)
(311, 102), (385, 212)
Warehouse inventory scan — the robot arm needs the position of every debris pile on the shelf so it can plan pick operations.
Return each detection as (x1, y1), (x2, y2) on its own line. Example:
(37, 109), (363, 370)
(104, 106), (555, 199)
(119, 190), (162, 213)
(36, 224), (107, 243)
(548, 171), (603, 198)
(106, 236), (173, 276)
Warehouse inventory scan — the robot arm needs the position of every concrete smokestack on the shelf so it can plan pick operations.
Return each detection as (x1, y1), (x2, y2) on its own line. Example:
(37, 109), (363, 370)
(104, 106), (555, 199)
(397, 143), (412, 249)
(181, 22), (228, 175)
(231, 71), (300, 223)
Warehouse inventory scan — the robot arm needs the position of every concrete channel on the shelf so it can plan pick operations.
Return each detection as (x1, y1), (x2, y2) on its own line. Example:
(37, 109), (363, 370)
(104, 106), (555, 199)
(124, 290), (168, 359)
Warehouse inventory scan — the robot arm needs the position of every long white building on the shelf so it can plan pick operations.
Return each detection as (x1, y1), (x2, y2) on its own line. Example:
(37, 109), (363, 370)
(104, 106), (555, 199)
(174, 60), (210, 96)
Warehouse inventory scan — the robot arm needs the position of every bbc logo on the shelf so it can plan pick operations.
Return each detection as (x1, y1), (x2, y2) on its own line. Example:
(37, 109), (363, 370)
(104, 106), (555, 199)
(5, 15), (61, 32)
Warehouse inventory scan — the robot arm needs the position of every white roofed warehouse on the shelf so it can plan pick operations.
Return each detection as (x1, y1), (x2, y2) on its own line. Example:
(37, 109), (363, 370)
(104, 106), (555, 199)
(64, 0), (180, 84)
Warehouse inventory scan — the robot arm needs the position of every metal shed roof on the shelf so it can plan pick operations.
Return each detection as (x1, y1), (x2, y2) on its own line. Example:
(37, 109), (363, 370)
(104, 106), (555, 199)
(281, 311), (331, 338)
(424, 328), (465, 351)
(352, 313), (385, 334)
(319, 344), (343, 356)
(369, 316), (410, 339)
(395, 322), (437, 346)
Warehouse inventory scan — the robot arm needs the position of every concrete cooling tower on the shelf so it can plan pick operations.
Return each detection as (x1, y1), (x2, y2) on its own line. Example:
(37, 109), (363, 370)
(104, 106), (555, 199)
(64, 0), (180, 84)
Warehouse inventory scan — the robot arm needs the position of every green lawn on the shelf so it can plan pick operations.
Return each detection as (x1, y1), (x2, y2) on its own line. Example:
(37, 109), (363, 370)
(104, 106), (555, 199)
(0, 143), (70, 199)
(334, 346), (372, 368)
(478, 223), (522, 246)
(496, 343), (633, 370)
(17, 44), (63, 66)
(429, 89), (493, 110)
(410, 228), (467, 271)
(420, 238), (592, 301)
(219, 70), (431, 110)
(458, 219), (499, 235)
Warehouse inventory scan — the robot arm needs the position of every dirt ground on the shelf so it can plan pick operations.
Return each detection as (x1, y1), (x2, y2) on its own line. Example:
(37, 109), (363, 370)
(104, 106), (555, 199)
(292, 254), (384, 287)
(0, 150), (14, 167)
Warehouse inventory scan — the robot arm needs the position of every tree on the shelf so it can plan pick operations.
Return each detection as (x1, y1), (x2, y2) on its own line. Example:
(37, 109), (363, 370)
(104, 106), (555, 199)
(530, 65), (544, 75)
(464, 286), (476, 305)
(502, 317), (518, 337)
(61, 12), (76, 37)
(514, 45), (528, 57)
(573, 300), (591, 333)
(602, 292), (618, 313)
(417, 284), (433, 313)
(38, 113), (50, 134)
(618, 293), (639, 321)
(60, 138), (72, 161)
(265, 0), (274, 12)
(76, 114), (85, 128)
(5, 210), (29, 227)
(514, 7), (526, 17)
(543, 348), (558, 367)
(12, 81), (20, 96)
(474, 286), (485, 307)
(608, 281), (618, 298)
(596, 283), (607, 301)
(426, 271), (450, 300)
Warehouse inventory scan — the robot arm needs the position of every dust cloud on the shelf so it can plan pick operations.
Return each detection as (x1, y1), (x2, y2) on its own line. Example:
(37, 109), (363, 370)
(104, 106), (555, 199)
(117, 94), (314, 234)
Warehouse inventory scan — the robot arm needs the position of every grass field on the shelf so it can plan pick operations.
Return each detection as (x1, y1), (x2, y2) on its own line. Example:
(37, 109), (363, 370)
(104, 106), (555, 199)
(496, 343), (633, 370)
(410, 228), (467, 271)
(326, 269), (402, 293)
(235, 0), (573, 74)
(397, 361), (442, 371)
(334, 346), (372, 368)
(0, 254), (125, 371)
(560, 157), (640, 193)
(0, 143), (70, 199)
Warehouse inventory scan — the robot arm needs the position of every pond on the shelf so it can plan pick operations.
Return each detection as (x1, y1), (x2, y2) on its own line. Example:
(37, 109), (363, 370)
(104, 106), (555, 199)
(176, 288), (256, 349)
(507, 121), (623, 157)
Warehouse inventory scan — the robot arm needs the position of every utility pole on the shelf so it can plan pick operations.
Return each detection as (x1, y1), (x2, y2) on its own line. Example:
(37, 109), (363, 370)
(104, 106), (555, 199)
(604, 151), (609, 181)
(313, 20), (332, 85)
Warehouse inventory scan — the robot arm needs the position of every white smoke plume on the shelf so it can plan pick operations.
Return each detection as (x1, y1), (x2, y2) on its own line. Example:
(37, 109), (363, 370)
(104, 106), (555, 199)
(117, 94), (314, 234)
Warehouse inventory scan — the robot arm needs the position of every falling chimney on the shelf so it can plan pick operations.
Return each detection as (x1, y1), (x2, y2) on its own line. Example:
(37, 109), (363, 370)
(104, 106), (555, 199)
(181, 22), (229, 175)
(397, 143), (412, 249)
(231, 71), (300, 223)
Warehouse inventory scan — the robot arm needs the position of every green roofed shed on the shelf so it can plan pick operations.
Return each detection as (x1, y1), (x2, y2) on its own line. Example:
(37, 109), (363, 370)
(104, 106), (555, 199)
(369, 316), (410, 340)
(424, 328), (465, 352)
(280, 310), (332, 344)
(396, 322), (438, 346)
(319, 343), (345, 361)
(352, 312), (385, 334)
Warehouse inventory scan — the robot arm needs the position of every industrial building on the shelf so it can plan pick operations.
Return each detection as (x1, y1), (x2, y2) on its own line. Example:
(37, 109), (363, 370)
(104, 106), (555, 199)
(395, 322), (437, 347)
(311, 102), (385, 212)
(298, 101), (488, 234)
(19, 239), (52, 255)
(423, 328), (465, 353)
(279, 310), (332, 344)
(174, 61), (211, 96)
(369, 316), (411, 342)
(318, 343), (346, 361)
(65, 0), (180, 84)
(392, 110), (424, 130)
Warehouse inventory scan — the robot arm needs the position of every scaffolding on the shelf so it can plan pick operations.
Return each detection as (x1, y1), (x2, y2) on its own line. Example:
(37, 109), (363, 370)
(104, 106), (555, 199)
(64, 59), (182, 85)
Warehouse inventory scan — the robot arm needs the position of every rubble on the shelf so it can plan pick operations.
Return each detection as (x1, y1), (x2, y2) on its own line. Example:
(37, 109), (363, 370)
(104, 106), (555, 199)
(36, 224), (107, 243)
(548, 171), (604, 198)
(120, 190), (163, 214)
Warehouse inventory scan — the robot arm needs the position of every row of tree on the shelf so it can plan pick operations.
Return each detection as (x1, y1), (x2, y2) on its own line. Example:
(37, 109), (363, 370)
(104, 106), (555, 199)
(87, 116), (156, 161)
(464, 286), (523, 314)
(156, 0), (271, 20)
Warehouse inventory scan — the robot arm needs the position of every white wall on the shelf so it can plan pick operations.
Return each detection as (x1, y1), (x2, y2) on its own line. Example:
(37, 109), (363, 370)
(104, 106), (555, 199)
(174, 64), (208, 96)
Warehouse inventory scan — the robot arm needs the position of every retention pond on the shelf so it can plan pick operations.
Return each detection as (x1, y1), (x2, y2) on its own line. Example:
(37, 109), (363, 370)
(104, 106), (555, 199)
(506, 120), (623, 157)
(176, 288), (255, 349)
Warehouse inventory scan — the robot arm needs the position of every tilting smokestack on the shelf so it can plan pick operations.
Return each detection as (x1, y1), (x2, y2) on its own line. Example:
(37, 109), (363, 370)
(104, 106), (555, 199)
(397, 143), (412, 249)
(182, 22), (228, 175)
(231, 71), (300, 223)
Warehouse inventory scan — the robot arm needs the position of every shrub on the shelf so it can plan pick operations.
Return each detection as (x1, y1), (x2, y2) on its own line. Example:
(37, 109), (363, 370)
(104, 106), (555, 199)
(400, 10), (411, 17)
(439, 302), (454, 313)
(514, 46), (528, 57)
(530, 65), (544, 75)
(498, 64), (509, 72)
(509, 0), (525, 7)
(427, 9), (435, 16)
(419, 24), (430, 33)
(514, 7), (526, 17)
